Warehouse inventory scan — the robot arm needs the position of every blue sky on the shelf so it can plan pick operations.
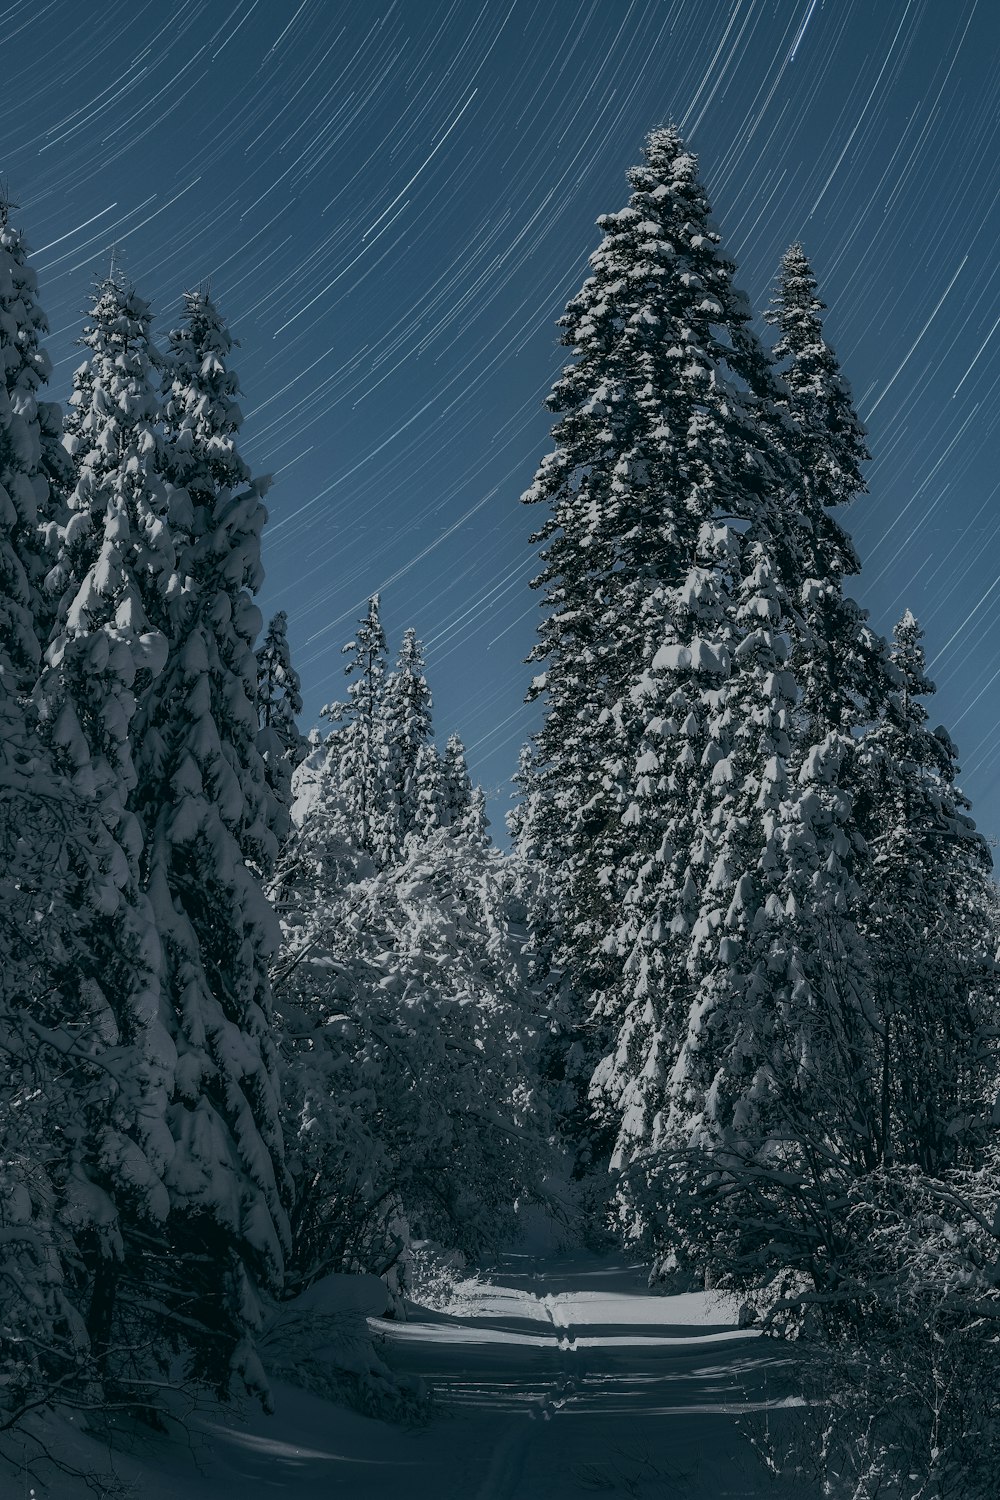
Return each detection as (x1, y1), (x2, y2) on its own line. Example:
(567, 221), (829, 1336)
(5, 0), (1000, 843)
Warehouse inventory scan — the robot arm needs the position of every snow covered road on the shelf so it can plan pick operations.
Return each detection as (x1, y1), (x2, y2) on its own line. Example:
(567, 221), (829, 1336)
(34, 1248), (811, 1498)
(374, 1249), (809, 1498)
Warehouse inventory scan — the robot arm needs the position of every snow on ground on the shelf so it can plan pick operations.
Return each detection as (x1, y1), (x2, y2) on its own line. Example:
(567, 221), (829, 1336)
(12, 1248), (812, 1498)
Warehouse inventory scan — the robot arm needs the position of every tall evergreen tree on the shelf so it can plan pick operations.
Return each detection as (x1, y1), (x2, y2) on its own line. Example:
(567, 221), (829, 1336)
(380, 626), (433, 859)
(515, 126), (791, 1104)
(30, 273), (179, 1386)
(256, 608), (306, 834)
(132, 289), (289, 1402)
(518, 125), (793, 1159)
(0, 199), (101, 1419)
(327, 595), (389, 862)
(648, 251), (886, 1192)
(594, 241), (899, 1258)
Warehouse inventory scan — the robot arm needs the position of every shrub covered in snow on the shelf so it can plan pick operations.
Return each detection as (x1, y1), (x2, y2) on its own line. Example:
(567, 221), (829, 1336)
(755, 1160), (1000, 1500)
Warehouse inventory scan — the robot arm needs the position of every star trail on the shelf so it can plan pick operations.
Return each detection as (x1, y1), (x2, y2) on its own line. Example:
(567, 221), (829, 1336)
(4, 0), (1000, 840)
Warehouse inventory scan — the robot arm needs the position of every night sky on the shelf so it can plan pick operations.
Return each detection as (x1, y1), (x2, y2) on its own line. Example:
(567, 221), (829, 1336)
(4, 0), (1000, 844)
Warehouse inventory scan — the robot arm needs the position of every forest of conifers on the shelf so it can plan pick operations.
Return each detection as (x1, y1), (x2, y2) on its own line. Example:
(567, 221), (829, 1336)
(2, 126), (998, 1497)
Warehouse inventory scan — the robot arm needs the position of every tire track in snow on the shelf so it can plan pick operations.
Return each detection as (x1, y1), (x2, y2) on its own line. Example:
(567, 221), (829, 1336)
(470, 1281), (585, 1497)
(532, 1288), (583, 1419)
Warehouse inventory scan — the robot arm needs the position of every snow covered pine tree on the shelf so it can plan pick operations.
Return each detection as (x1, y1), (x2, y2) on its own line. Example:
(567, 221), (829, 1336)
(323, 594), (390, 864)
(617, 245), (997, 1330)
(0, 199), (115, 1430)
(518, 128), (988, 1334)
(131, 289), (290, 1404)
(33, 271), (182, 1398)
(256, 608), (307, 835)
(517, 124), (789, 1164)
(615, 242), (891, 1284)
(380, 626), (434, 860)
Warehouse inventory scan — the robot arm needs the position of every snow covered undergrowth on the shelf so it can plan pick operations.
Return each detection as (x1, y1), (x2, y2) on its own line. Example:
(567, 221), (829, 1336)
(10, 1248), (811, 1499)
